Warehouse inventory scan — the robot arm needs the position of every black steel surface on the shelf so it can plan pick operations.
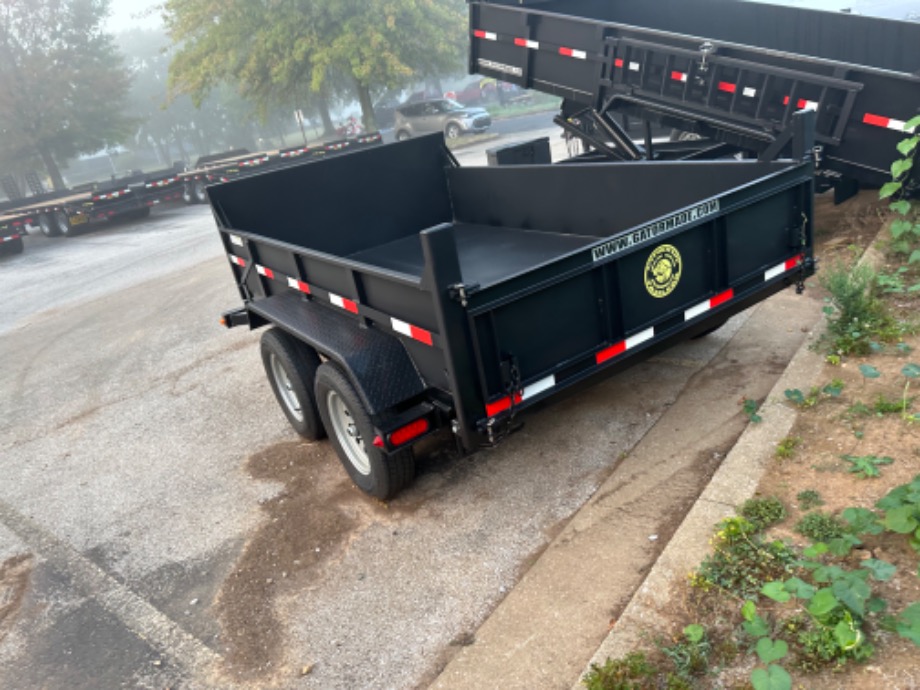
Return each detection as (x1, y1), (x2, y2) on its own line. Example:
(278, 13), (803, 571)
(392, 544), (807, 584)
(248, 291), (427, 418)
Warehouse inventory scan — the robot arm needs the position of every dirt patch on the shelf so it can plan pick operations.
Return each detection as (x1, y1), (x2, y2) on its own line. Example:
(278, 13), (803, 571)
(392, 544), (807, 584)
(0, 554), (33, 643)
(214, 441), (389, 683)
(812, 189), (886, 264)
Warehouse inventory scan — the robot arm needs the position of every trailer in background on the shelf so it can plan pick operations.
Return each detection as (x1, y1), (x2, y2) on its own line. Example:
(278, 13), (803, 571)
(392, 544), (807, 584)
(0, 209), (30, 256)
(467, 0), (920, 198)
(180, 133), (384, 204)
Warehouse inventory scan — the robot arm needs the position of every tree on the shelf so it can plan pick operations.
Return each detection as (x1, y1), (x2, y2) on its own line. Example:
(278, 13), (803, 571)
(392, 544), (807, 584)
(0, 0), (135, 189)
(164, 0), (467, 135)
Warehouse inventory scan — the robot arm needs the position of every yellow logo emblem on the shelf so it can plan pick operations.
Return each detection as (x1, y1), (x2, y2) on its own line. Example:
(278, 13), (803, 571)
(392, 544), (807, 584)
(644, 244), (682, 298)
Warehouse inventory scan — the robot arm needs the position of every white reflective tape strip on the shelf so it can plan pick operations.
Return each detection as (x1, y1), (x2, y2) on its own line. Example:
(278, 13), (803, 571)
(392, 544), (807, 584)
(764, 262), (787, 281)
(743, 87), (757, 98)
(523, 375), (556, 400)
(629, 62), (640, 71)
(329, 293), (346, 309)
(287, 277), (299, 289)
(887, 118), (908, 131)
(801, 100), (819, 111)
(391, 318), (413, 338)
(625, 327), (654, 350)
(229, 234), (243, 247)
(684, 300), (711, 321)
(571, 49), (587, 60)
(229, 255), (245, 267)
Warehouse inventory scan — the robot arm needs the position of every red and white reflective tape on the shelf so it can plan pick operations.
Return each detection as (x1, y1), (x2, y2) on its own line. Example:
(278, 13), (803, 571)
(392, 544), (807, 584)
(146, 177), (178, 188)
(485, 373), (557, 417)
(862, 113), (913, 132)
(671, 71), (688, 83)
(391, 318), (434, 347)
(329, 293), (359, 314)
(240, 156), (269, 167)
(684, 288), (734, 322)
(718, 82), (736, 94)
(229, 254), (246, 267)
(559, 46), (587, 60)
(94, 188), (130, 201)
(256, 264), (275, 280)
(613, 58), (641, 71)
(595, 327), (655, 365)
(783, 96), (819, 111)
(287, 277), (311, 294)
(514, 37), (540, 49)
(765, 254), (804, 282)
(473, 29), (497, 41)
(1, 234), (21, 242)
(742, 87), (757, 98)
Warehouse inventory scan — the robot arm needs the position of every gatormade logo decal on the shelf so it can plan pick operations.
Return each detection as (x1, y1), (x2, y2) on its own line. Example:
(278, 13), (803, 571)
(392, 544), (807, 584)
(591, 199), (720, 263)
(477, 58), (523, 77)
(644, 244), (682, 298)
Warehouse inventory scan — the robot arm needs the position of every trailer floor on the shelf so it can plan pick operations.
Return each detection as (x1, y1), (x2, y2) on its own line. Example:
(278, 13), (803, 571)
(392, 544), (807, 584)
(348, 223), (595, 287)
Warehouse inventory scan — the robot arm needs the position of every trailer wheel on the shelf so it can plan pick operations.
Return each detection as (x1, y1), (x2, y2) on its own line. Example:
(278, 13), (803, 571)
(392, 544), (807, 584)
(395, 130), (411, 142)
(445, 123), (462, 140)
(260, 328), (325, 441)
(182, 183), (196, 205)
(38, 213), (59, 237)
(55, 211), (74, 237)
(3, 237), (24, 255)
(315, 362), (415, 500)
(194, 180), (208, 204)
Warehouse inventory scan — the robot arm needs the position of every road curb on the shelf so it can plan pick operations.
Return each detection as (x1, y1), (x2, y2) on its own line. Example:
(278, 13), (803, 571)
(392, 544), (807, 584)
(572, 221), (890, 687)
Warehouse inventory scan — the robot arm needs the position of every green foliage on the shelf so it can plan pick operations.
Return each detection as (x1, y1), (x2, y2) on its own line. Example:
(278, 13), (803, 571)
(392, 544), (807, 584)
(784, 381), (844, 409)
(796, 490), (824, 510)
(743, 398), (763, 423)
(0, 0), (135, 187)
(795, 512), (846, 542)
(878, 118), (920, 285)
(659, 625), (711, 681)
(582, 652), (655, 690)
(819, 263), (902, 356)
(875, 475), (920, 554)
(841, 454), (894, 479)
(775, 436), (801, 460)
(740, 497), (787, 531)
(694, 518), (797, 598)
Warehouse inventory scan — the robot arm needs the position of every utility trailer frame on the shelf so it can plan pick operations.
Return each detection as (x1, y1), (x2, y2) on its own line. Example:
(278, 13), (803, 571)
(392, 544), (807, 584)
(213, 113), (817, 499)
(468, 0), (920, 194)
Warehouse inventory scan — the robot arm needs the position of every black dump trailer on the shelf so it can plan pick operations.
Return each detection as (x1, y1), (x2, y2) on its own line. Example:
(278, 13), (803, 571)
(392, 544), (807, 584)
(180, 133), (384, 204)
(213, 116), (816, 499)
(0, 208), (30, 256)
(468, 0), (920, 195)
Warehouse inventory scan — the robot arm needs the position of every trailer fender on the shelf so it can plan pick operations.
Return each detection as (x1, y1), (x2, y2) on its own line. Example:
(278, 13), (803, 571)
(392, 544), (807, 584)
(247, 293), (427, 420)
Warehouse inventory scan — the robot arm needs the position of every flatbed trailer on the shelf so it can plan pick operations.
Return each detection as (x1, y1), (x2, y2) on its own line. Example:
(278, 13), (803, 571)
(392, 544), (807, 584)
(180, 133), (384, 204)
(0, 164), (186, 238)
(212, 113), (817, 499)
(467, 0), (920, 194)
(0, 209), (30, 256)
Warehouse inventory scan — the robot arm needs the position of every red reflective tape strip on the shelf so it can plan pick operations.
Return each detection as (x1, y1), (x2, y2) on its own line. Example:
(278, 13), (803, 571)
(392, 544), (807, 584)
(765, 253), (804, 281)
(595, 341), (626, 365)
(614, 58), (624, 68)
(863, 113), (909, 131)
(671, 71), (687, 82)
(718, 82), (737, 93)
(785, 254), (804, 271)
(287, 277), (311, 294)
(486, 396), (512, 417)
(473, 29), (496, 40)
(256, 265), (275, 280)
(229, 255), (246, 267)
(710, 288), (734, 308)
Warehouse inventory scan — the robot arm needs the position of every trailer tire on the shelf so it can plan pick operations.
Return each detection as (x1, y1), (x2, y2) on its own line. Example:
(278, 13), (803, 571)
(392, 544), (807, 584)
(315, 362), (415, 500)
(194, 180), (208, 204)
(55, 211), (75, 237)
(3, 237), (24, 255)
(182, 183), (196, 205)
(395, 130), (411, 142)
(38, 213), (59, 237)
(445, 123), (462, 140)
(261, 328), (325, 441)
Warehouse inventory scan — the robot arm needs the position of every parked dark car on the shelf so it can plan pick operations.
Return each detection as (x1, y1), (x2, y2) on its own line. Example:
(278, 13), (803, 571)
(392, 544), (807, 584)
(394, 99), (491, 141)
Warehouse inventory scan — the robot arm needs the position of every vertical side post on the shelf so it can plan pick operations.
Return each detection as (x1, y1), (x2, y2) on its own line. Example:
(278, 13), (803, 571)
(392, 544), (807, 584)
(420, 223), (482, 453)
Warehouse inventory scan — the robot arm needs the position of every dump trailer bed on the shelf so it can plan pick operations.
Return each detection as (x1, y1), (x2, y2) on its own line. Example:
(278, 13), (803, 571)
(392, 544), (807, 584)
(212, 123), (816, 499)
(468, 0), (920, 190)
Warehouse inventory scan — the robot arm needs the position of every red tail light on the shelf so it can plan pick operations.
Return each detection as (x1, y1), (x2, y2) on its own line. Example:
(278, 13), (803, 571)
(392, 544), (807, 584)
(388, 419), (430, 447)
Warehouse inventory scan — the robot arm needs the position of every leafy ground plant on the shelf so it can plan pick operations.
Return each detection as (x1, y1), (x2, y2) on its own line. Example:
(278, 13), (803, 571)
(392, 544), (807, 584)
(841, 454), (894, 478)
(797, 490), (824, 510)
(795, 511), (847, 542)
(740, 496), (787, 531)
(776, 437), (801, 460)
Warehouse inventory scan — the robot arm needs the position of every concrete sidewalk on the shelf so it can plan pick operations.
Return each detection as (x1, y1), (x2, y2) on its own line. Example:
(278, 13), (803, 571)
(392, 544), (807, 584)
(430, 287), (826, 690)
